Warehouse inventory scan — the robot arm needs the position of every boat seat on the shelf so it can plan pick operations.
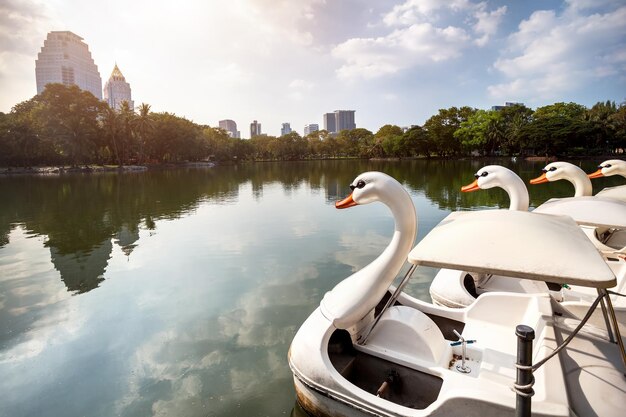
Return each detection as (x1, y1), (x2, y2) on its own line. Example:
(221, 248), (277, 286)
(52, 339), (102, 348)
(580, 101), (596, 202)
(356, 306), (451, 371)
(462, 292), (552, 353)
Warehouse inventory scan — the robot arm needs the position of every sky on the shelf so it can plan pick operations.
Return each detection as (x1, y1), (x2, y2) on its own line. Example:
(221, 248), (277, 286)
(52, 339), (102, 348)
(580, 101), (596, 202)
(1, 0), (625, 137)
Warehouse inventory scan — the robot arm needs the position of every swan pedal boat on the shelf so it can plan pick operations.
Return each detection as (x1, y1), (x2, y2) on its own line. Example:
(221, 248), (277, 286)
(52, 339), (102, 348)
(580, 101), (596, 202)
(429, 165), (626, 311)
(589, 159), (626, 203)
(289, 172), (626, 417)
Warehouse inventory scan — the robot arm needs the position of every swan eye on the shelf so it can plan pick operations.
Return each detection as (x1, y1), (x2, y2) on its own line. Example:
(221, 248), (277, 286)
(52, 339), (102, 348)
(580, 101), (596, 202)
(356, 180), (366, 189)
(548, 167), (557, 172)
(480, 171), (488, 177)
(605, 164), (612, 168)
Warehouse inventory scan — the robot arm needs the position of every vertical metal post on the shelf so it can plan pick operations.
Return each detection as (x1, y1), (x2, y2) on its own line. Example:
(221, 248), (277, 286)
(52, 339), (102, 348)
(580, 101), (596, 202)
(515, 325), (535, 417)
(601, 289), (626, 374)
(597, 288), (615, 343)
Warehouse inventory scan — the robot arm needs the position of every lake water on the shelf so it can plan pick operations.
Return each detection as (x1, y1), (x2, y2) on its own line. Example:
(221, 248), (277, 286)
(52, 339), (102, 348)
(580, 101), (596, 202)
(0, 159), (620, 417)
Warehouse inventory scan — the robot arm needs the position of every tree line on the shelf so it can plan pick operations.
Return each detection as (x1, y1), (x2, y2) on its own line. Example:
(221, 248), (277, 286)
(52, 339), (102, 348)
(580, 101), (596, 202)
(1, 83), (625, 167)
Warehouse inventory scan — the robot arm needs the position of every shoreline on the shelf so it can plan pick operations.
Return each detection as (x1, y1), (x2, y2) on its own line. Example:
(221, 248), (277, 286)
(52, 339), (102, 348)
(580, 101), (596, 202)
(0, 162), (215, 176)
(1, 154), (621, 176)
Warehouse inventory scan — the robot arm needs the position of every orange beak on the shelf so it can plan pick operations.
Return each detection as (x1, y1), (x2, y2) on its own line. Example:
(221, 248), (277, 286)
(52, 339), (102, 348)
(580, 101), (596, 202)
(461, 179), (480, 192)
(529, 172), (548, 185)
(336, 193), (357, 209)
(588, 168), (604, 179)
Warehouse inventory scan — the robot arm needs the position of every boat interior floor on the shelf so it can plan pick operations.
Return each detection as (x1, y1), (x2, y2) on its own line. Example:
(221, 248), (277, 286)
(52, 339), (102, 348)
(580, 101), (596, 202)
(328, 329), (443, 410)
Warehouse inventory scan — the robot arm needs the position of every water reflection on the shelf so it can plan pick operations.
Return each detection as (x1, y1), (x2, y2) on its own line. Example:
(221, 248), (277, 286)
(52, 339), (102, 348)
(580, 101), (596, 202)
(0, 159), (621, 417)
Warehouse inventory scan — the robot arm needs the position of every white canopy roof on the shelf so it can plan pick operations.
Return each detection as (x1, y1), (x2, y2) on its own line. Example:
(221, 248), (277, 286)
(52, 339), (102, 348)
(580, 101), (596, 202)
(408, 210), (616, 288)
(533, 196), (626, 228)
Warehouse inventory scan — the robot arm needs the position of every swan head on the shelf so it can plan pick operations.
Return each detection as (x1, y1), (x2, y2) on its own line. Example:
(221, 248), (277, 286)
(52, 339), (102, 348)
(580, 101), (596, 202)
(336, 171), (405, 209)
(530, 161), (577, 184)
(461, 165), (518, 192)
(461, 165), (529, 211)
(588, 159), (626, 179)
(530, 161), (592, 197)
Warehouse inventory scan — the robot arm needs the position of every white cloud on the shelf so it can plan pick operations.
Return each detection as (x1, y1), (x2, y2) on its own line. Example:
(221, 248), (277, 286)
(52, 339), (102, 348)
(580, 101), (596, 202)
(488, 4), (626, 100)
(335, 0), (506, 80)
(383, 0), (473, 26)
(473, 5), (507, 46)
(333, 23), (470, 79)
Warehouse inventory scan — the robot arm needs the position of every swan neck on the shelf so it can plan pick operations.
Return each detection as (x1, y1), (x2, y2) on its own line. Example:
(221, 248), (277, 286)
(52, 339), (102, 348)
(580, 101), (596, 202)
(569, 175), (592, 197)
(501, 177), (529, 211)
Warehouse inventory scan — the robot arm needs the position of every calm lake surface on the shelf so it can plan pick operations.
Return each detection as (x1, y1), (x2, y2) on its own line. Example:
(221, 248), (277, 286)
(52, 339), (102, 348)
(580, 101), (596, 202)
(0, 159), (620, 417)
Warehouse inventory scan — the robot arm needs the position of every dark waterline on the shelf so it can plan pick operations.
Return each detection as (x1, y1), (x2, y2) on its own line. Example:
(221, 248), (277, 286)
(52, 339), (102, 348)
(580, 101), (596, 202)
(0, 159), (621, 417)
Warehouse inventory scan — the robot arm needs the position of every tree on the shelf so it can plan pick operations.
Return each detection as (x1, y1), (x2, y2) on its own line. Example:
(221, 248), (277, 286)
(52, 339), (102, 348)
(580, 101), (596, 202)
(336, 128), (373, 156)
(101, 107), (120, 164)
(117, 101), (136, 165)
(424, 106), (476, 156)
(528, 102), (592, 155)
(131, 103), (155, 164)
(33, 84), (106, 165)
(375, 125), (404, 157)
(401, 125), (432, 157)
(455, 110), (504, 155)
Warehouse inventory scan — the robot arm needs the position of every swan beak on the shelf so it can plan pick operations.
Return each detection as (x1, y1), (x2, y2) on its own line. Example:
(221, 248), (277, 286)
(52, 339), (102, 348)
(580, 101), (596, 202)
(336, 194), (358, 209)
(461, 179), (480, 192)
(588, 168), (604, 179)
(530, 173), (548, 184)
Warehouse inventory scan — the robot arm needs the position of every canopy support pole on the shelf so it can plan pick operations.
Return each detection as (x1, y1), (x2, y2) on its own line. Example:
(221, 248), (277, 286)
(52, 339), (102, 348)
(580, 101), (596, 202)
(601, 288), (626, 374)
(358, 263), (417, 345)
(598, 288), (616, 343)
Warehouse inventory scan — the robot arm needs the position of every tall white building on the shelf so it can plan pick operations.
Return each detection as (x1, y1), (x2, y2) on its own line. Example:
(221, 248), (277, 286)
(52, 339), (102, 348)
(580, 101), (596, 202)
(35, 31), (102, 99)
(219, 119), (239, 138)
(103, 64), (133, 111)
(304, 124), (319, 136)
(281, 122), (292, 136)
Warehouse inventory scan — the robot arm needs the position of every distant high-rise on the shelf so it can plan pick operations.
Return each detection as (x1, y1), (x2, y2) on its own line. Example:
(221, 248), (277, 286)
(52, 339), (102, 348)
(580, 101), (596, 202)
(219, 119), (239, 138)
(304, 124), (319, 136)
(103, 64), (133, 111)
(323, 113), (337, 133)
(250, 120), (262, 138)
(323, 110), (356, 133)
(35, 31), (102, 99)
(491, 102), (524, 111)
(335, 110), (356, 132)
(281, 122), (292, 136)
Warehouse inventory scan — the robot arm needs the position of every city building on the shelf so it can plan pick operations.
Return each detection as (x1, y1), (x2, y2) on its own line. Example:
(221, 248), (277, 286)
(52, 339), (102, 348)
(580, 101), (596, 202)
(250, 120), (262, 138)
(35, 31), (102, 99)
(491, 102), (524, 111)
(103, 64), (133, 111)
(281, 122), (292, 136)
(304, 124), (319, 136)
(335, 110), (356, 132)
(323, 110), (356, 133)
(323, 113), (337, 133)
(219, 119), (239, 138)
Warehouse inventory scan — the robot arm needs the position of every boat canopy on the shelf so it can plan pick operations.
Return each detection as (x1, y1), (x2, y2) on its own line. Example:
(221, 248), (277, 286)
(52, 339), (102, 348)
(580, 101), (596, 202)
(533, 197), (626, 228)
(407, 210), (616, 288)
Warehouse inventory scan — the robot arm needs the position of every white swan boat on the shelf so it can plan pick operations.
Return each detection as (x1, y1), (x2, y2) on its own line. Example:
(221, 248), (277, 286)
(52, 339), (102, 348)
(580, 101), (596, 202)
(430, 165), (626, 309)
(529, 161), (626, 254)
(289, 171), (626, 417)
(588, 159), (626, 202)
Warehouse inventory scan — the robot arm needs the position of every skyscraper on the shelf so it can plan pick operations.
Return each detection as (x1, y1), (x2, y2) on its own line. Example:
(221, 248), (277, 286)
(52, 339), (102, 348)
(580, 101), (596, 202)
(35, 31), (102, 99)
(323, 113), (337, 133)
(281, 123), (292, 136)
(304, 124), (319, 136)
(219, 119), (239, 138)
(250, 120), (262, 138)
(103, 64), (133, 111)
(335, 110), (356, 132)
